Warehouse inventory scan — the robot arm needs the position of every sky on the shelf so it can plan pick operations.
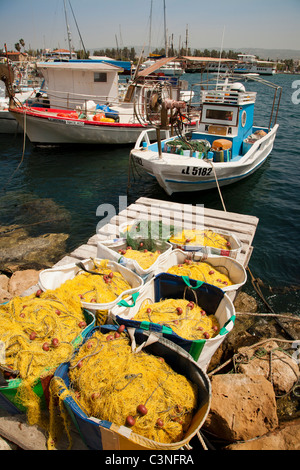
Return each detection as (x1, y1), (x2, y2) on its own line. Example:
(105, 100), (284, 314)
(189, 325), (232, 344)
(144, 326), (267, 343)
(0, 0), (299, 55)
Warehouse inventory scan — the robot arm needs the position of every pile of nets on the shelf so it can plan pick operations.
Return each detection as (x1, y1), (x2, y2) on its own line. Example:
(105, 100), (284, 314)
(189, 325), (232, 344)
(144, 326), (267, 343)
(118, 245), (162, 270)
(164, 138), (210, 156)
(49, 328), (198, 446)
(167, 259), (233, 288)
(62, 259), (133, 304)
(123, 220), (177, 245)
(169, 229), (231, 250)
(134, 298), (220, 340)
(0, 288), (87, 425)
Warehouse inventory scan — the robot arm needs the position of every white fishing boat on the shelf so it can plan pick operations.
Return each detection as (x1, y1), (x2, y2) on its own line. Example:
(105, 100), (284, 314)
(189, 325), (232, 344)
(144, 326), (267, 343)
(130, 76), (281, 195)
(140, 58), (184, 76)
(8, 59), (193, 145)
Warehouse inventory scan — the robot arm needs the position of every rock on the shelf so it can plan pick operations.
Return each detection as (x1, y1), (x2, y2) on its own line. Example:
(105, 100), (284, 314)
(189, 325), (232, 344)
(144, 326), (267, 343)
(226, 418), (300, 450)
(0, 288), (12, 304)
(236, 340), (300, 395)
(0, 225), (69, 271)
(204, 373), (278, 442)
(234, 291), (258, 313)
(0, 274), (9, 291)
(8, 269), (42, 296)
(0, 435), (18, 450)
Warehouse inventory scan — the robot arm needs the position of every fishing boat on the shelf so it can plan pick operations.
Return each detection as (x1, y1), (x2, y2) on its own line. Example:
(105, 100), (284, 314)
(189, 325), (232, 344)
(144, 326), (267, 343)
(140, 57), (184, 76)
(7, 58), (196, 145)
(129, 75), (281, 195)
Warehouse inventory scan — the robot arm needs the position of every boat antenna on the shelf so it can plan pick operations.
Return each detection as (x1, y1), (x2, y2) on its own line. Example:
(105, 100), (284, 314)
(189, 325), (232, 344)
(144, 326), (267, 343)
(68, 0), (87, 58)
(216, 26), (225, 88)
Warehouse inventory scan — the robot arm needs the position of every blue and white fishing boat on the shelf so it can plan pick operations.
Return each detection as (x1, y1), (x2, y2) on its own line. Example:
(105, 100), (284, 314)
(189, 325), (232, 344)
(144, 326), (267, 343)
(130, 76), (281, 195)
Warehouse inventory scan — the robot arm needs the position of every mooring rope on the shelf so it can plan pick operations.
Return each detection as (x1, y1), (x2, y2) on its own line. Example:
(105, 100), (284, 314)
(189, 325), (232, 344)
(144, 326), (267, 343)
(1, 106), (27, 193)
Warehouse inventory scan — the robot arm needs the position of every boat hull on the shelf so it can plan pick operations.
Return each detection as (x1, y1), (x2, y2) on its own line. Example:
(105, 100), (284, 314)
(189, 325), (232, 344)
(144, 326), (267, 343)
(10, 108), (151, 145)
(0, 110), (23, 134)
(131, 125), (278, 195)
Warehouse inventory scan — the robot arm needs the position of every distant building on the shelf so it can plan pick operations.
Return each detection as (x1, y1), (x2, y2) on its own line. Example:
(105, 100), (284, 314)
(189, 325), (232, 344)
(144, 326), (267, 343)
(0, 51), (28, 62)
(43, 48), (77, 61)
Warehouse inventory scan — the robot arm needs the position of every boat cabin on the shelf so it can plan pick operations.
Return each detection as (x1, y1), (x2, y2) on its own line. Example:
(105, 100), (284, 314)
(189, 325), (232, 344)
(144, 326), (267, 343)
(36, 60), (124, 109)
(194, 82), (257, 158)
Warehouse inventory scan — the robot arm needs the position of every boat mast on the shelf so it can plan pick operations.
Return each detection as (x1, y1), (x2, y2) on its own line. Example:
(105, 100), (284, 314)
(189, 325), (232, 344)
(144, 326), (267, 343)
(163, 0), (168, 57)
(68, 0), (87, 58)
(148, 0), (153, 56)
(64, 0), (73, 59)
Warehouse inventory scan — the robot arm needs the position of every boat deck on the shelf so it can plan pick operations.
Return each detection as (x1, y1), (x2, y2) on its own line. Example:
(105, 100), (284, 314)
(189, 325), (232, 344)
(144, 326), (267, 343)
(0, 197), (258, 449)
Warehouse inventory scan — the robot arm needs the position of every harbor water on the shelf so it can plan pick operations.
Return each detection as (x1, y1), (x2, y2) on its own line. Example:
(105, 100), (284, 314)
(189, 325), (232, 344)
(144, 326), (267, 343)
(0, 73), (299, 315)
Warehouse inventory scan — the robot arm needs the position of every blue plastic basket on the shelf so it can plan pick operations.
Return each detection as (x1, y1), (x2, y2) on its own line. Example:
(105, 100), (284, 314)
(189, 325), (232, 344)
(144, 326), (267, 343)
(54, 324), (211, 450)
(112, 273), (236, 368)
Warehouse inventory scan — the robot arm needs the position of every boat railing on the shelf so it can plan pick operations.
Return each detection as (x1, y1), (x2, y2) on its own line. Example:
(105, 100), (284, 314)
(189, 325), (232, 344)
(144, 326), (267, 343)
(200, 89), (257, 105)
(134, 128), (170, 149)
(241, 124), (278, 162)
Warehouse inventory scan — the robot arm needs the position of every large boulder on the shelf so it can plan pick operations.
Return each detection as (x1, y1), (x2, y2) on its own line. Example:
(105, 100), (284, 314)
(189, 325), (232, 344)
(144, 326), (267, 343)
(226, 418), (300, 450)
(0, 225), (69, 271)
(236, 340), (300, 395)
(8, 269), (42, 296)
(204, 373), (278, 442)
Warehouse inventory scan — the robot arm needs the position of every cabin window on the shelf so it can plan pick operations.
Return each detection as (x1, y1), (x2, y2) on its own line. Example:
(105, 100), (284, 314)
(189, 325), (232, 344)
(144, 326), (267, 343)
(201, 105), (238, 126)
(205, 109), (234, 122)
(94, 72), (107, 82)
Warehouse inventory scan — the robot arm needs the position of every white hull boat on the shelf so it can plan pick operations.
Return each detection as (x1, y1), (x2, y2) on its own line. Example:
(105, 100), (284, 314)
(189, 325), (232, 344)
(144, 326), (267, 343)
(0, 88), (38, 134)
(8, 60), (193, 145)
(11, 106), (148, 145)
(131, 124), (278, 195)
(130, 77), (281, 195)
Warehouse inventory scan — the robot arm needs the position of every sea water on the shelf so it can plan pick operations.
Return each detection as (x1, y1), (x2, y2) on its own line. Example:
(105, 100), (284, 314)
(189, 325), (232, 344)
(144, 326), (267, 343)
(0, 73), (299, 315)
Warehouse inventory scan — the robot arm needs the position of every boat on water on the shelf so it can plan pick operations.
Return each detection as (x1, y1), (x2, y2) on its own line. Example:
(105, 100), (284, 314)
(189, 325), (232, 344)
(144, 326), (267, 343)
(0, 59), (42, 133)
(129, 75), (281, 195)
(140, 57), (184, 76)
(7, 58), (196, 145)
(186, 54), (276, 76)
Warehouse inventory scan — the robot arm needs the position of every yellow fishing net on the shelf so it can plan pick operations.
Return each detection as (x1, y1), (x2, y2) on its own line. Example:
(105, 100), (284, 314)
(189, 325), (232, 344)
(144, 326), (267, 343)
(169, 229), (231, 250)
(118, 246), (161, 270)
(134, 298), (219, 340)
(49, 329), (198, 447)
(64, 259), (133, 304)
(0, 288), (87, 426)
(167, 260), (233, 288)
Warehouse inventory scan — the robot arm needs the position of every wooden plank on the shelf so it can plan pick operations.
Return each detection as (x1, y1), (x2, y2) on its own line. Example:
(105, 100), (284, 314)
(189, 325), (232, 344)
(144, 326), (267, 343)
(93, 197), (258, 268)
(136, 197), (259, 228)
(115, 208), (253, 263)
(118, 205), (255, 243)
(70, 244), (97, 260)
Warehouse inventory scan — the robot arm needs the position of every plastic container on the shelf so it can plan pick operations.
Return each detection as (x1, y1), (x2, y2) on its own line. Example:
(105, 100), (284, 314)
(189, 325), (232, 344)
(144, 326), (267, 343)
(53, 324), (211, 450)
(211, 139), (232, 150)
(97, 238), (172, 279)
(153, 249), (247, 301)
(168, 228), (242, 258)
(38, 259), (143, 312)
(111, 273), (236, 371)
(212, 149), (231, 162)
(0, 309), (95, 415)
